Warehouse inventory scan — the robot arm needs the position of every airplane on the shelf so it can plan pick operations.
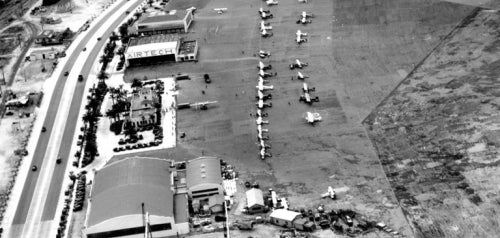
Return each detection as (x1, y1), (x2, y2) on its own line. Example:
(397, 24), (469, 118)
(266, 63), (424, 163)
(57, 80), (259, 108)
(258, 69), (273, 78)
(298, 0), (309, 3)
(261, 28), (273, 37)
(256, 116), (269, 125)
(259, 139), (271, 149)
(302, 82), (315, 93)
(266, 0), (278, 6)
(214, 8), (228, 14)
(256, 80), (274, 91)
(186, 7), (197, 13)
(289, 59), (308, 69)
(259, 50), (271, 58)
(190, 101), (218, 110)
(256, 110), (269, 118)
(305, 111), (322, 124)
(260, 148), (272, 160)
(297, 72), (309, 80)
(260, 21), (273, 30)
(258, 61), (272, 70)
(295, 30), (308, 44)
(256, 99), (273, 109)
(259, 7), (270, 14)
(299, 91), (319, 104)
(296, 11), (313, 24)
(256, 90), (272, 101)
(261, 11), (274, 19)
(321, 186), (336, 200)
(257, 124), (270, 140)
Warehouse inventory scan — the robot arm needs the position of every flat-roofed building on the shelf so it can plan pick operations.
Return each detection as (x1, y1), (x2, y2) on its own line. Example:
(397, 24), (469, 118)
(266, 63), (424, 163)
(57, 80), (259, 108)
(125, 34), (180, 66)
(136, 10), (194, 35)
(186, 157), (224, 213)
(83, 157), (189, 238)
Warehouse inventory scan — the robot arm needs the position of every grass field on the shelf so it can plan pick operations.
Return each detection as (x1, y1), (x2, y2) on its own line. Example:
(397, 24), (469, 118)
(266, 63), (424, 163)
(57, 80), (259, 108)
(124, 0), (478, 236)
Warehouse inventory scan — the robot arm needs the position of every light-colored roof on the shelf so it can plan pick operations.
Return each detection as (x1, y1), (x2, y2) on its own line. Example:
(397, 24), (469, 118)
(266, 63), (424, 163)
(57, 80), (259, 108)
(88, 157), (174, 227)
(270, 209), (301, 222)
(246, 188), (264, 208)
(138, 13), (184, 24)
(128, 34), (180, 47)
(186, 157), (222, 189)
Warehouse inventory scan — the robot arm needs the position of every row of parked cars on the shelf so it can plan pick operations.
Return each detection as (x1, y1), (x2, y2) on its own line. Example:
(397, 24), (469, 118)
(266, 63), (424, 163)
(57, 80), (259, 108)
(113, 140), (162, 152)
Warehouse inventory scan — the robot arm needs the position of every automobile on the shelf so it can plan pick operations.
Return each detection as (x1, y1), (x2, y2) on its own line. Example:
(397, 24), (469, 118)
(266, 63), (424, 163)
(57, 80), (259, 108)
(245, 181), (251, 188)
(83, 47), (87, 51)
(41, 127), (46, 132)
(118, 147), (125, 151)
(32, 165), (38, 171)
(149, 141), (156, 146)
(64, 71), (69, 76)
(97, 37), (102, 41)
(118, 139), (126, 145)
(125, 145), (131, 150)
(56, 157), (62, 164)
(113, 147), (119, 152)
(5, 111), (14, 116)
(132, 144), (139, 149)
(78, 74), (84, 82)
(137, 143), (144, 148)
(142, 143), (149, 148)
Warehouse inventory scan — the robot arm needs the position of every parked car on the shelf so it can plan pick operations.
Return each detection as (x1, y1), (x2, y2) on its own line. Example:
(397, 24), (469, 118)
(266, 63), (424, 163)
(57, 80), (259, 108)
(32, 165), (38, 171)
(64, 71), (69, 76)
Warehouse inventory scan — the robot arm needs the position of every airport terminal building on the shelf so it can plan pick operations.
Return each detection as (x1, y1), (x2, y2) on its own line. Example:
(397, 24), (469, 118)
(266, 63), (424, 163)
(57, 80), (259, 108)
(125, 34), (198, 66)
(136, 10), (194, 35)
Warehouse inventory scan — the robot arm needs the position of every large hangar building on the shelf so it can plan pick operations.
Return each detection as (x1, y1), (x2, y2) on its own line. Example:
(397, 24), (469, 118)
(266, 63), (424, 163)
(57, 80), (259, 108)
(136, 10), (194, 35)
(125, 34), (198, 66)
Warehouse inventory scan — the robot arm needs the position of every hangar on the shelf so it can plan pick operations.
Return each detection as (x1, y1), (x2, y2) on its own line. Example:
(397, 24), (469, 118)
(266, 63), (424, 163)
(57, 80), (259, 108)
(83, 157), (189, 238)
(186, 157), (224, 214)
(136, 10), (194, 35)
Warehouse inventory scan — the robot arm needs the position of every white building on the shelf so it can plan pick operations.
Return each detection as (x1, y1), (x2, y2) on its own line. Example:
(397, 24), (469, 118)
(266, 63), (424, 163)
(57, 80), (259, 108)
(28, 47), (57, 60)
(136, 10), (194, 35)
(83, 157), (189, 238)
(246, 188), (266, 214)
(270, 209), (302, 228)
(186, 157), (224, 213)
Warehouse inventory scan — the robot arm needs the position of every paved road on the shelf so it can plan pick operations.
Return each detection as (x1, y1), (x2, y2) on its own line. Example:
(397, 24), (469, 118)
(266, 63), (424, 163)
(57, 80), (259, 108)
(9, 0), (144, 234)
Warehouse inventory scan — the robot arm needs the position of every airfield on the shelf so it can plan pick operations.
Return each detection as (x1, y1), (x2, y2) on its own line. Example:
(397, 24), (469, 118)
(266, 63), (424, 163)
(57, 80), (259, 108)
(123, 0), (487, 236)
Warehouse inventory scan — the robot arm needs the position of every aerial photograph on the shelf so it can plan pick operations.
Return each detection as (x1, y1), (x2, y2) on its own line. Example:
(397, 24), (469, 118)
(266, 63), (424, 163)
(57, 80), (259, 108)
(1, 0), (500, 237)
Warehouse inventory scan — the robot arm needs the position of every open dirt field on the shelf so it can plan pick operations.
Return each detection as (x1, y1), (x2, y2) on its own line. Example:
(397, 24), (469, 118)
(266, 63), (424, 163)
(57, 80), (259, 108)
(365, 10), (500, 238)
(124, 0), (482, 237)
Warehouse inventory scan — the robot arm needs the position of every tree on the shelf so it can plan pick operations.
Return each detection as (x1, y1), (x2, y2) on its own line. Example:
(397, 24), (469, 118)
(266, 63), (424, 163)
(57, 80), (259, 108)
(97, 71), (109, 82)
(118, 23), (128, 37)
(123, 121), (137, 138)
(131, 78), (143, 88)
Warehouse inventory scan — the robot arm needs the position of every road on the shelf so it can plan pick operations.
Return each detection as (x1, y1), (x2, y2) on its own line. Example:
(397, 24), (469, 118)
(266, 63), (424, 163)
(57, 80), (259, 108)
(6, 0), (144, 237)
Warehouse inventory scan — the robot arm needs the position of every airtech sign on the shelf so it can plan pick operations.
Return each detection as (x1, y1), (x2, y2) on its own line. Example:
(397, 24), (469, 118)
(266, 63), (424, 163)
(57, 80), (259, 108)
(126, 48), (175, 59)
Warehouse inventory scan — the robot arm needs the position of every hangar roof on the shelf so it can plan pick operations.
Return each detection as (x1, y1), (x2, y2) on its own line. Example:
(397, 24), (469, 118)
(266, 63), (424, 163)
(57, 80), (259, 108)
(186, 157), (222, 189)
(87, 157), (174, 227)
(129, 34), (180, 47)
(138, 12), (185, 25)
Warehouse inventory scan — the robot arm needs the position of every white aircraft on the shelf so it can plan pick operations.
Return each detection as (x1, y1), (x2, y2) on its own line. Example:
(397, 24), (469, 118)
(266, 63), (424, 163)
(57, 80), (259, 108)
(260, 148), (272, 160)
(259, 139), (271, 149)
(258, 7), (270, 14)
(190, 101), (218, 110)
(321, 186), (336, 199)
(290, 59), (308, 69)
(297, 72), (309, 80)
(261, 11), (273, 19)
(305, 112), (322, 124)
(186, 7), (197, 13)
(296, 29), (308, 36)
(257, 90), (272, 101)
(298, 0), (309, 3)
(256, 80), (274, 91)
(257, 124), (269, 133)
(256, 99), (273, 109)
(297, 11), (313, 24)
(295, 30), (308, 44)
(258, 69), (273, 78)
(259, 50), (271, 58)
(256, 116), (269, 125)
(300, 91), (319, 104)
(261, 28), (273, 37)
(258, 61), (272, 70)
(256, 110), (269, 118)
(266, 0), (278, 6)
(257, 124), (270, 140)
(260, 21), (273, 30)
(214, 8), (228, 14)
(302, 82), (315, 92)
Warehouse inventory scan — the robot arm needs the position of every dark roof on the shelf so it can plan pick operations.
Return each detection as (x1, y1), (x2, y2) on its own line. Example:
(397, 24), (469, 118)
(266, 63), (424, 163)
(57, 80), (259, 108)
(186, 157), (222, 189)
(174, 194), (189, 223)
(88, 157), (174, 227)
(129, 34), (180, 47)
(179, 40), (197, 55)
(138, 13), (183, 24)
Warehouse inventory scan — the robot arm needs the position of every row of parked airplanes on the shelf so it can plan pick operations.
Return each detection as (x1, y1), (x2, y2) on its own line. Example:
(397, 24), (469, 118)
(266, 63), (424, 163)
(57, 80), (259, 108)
(258, 8), (312, 44)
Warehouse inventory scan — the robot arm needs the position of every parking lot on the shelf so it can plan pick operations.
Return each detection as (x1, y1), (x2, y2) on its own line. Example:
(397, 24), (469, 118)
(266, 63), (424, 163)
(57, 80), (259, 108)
(124, 0), (477, 236)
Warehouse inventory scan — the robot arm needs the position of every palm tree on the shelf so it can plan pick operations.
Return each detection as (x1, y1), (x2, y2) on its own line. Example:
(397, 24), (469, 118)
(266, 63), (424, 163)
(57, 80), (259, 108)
(97, 71), (109, 82)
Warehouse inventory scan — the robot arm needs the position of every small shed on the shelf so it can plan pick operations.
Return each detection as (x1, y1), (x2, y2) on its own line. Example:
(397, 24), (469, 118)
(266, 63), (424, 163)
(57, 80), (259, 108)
(270, 209), (302, 228)
(293, 217), (316, 232)
(246, 188), (266, 214)
(29, 48), (57, 60)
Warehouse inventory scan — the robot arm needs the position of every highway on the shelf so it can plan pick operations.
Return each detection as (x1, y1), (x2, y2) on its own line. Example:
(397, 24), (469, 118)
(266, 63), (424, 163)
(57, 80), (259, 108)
(6, 0), (145, 237)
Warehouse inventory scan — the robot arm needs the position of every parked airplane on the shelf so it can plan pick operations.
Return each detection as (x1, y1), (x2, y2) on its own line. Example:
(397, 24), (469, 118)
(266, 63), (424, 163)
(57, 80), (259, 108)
(260, 21), (273, 30)
(259, 50), (271, 58)
(257, 99), (273, 109)
(258, 7), (270, 14)
(297, 72), (309, 80)
(259, 140), (271, 149)
(258, 69), (273, 78)
(300, 91), (319, 104)
(261, 11), (274, 19)
(297, 11), (313, 24)
(260, 148), (272, 160)
(214, 8), (227, 14)
(302, 82), (315, 93)
(261, 28), (273, 37)
(186, 7), (197, 13)
(190, 101), (218, 110)
(321, 186), (336, 199)
(289, 59), (308, 69)
(256, 80), (274, 91)
(266, 0), (278, 6)
(298, 0), (309, 3)
(256, 90), (272, 101)
(305, 112), (322, 124)
(256, 110), (269, 118)
(258, 61), (272, 70)
(256, 116), (269, 125)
